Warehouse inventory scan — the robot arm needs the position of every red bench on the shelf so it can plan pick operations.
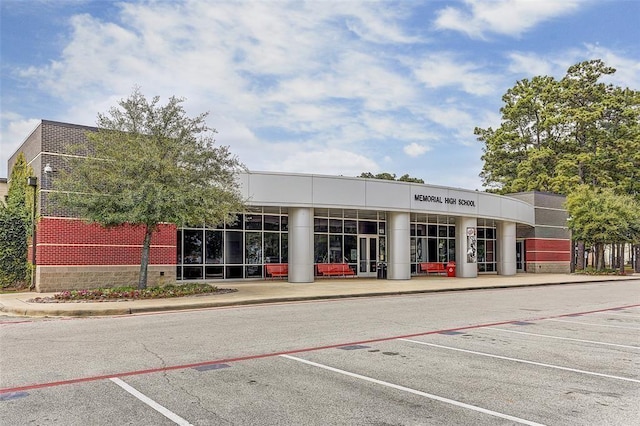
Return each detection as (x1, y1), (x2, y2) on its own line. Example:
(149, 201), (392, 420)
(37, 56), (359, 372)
(419, 262), (446, 275)
(316, 263), (355, 277)
(265, 263), (288, 279)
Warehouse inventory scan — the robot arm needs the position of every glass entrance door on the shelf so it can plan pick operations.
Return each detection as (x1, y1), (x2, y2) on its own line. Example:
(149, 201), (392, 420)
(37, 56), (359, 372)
(358, 236), (377, 277)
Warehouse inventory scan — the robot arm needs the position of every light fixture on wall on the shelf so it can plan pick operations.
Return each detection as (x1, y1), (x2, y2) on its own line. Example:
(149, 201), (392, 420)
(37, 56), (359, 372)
(44, 163), (53, 174)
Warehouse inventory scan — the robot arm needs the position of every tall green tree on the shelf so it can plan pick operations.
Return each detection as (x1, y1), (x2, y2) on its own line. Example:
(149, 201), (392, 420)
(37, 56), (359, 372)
(566, 186), (640, 271)
(0, 153), (33, 288)
(476, 59), (640, 196)
(53, 89), (246, 289)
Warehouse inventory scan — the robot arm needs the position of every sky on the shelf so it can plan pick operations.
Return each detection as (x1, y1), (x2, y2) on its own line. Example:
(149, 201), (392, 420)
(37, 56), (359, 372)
(1, 0), (639, 189)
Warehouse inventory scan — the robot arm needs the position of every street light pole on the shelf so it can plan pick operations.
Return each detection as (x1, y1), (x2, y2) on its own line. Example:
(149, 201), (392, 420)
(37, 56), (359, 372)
(27, 176), (38, 289)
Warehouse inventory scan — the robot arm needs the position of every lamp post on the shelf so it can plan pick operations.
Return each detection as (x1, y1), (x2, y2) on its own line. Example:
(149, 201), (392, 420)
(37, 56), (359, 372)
(27, 176), (38, 289)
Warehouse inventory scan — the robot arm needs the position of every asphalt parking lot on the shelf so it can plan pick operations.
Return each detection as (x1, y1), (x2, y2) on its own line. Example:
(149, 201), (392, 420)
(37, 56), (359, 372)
(2, 301), (638, 425)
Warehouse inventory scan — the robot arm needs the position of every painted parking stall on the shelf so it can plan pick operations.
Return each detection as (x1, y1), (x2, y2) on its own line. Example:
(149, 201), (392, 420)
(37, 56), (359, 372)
(2, 281), (639, 425)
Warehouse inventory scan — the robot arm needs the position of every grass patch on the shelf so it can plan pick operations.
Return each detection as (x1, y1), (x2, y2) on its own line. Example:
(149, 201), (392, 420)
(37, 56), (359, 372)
(52, 283), (234, 301)
(574, 267), (629, 276)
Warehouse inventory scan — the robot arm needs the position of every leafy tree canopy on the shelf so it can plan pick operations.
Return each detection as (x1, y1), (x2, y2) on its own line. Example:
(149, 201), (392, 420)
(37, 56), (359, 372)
(476, 59), (640, 199)
(566, 186), (640, 247)
(53, 88), (246, 288)
(0, 153), (33, 288)
(359, 172), (424, 184)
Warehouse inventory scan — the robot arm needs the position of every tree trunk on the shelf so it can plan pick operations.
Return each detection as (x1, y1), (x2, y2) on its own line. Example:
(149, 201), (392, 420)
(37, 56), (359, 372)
(635, 244), (640, 273)
(595, 243), (605, 270)
(619, 243), (625, 275)
(576, 241), (585, 270)
(138, 224), (154, 290)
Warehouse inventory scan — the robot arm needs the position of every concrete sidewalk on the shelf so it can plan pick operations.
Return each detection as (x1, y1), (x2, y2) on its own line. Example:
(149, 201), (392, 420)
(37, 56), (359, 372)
(1, 273), (638, 317)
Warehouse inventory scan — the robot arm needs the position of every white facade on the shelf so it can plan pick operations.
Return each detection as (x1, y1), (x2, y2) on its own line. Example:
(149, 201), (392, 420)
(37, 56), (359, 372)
(237, 171), (534, 281)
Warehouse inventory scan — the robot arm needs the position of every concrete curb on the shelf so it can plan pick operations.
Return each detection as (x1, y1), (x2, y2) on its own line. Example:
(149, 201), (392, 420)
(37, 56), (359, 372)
(1, 276), (637, 318)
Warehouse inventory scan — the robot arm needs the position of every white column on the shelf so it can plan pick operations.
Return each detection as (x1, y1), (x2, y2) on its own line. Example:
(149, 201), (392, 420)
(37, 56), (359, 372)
(387, 211), (410, 280)
(497, 221), (517, 276)
(288, 207), (314, 283)
(455, 216), (478, 278)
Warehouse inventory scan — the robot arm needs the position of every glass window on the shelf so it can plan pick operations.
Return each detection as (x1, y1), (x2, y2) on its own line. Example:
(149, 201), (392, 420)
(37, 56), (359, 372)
(264, 215), (280, 231)
(177, 230), (182, 263)
(245, 232), (262, 264)
(448, 226), (455, 238)
(264, 233), (280, 263)
(416, 224), (426, 236)
(448, 239), (456, 262)
(205, 230), (223, 264)
(245, 215), (262, 230)
(183, 230), (203, 264)
(428, 239), (437, 262)
(314, 234), (328, 263)
(226, 266), (243, 279)
(225, 231), (243, 264)
(428, 225), (437, 237)
(281, 234), (288, 263)
(438, 239), (447, 262)
(358, 221), (377, 235)
(344, 220), (357, 234)
(183, 266), (203, 280)
(245, 265), (262, 278)
(314, 218), (328, 233)
(414, 238), (425, 262)
(281, 216), (288, 231)
(344, 235), (357, 263)
(329, 219), (343, 233)
(438, 226), (448, 238)
(410, 238), (416, 262)
(226, 214), (243, 230)
(329, 235), (343, 263)
(205, 266), (223, 279)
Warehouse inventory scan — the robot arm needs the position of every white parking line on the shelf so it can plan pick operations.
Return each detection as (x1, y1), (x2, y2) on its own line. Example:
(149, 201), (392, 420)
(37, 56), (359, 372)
(280, 354), (545, 426)
(110, 378), (193, 426)
(400, 339), (640, 383)
(486, 328), (640, 350)
(545, 318), (640, 329)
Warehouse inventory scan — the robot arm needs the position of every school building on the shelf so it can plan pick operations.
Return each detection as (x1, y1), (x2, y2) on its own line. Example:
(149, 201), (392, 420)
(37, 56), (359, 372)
(7, 120), (571, 292)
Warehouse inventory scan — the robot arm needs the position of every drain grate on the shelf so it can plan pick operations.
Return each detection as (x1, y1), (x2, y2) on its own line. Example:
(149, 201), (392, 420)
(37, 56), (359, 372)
(512, 321), (534, 326)
(439, 331), (464, 335)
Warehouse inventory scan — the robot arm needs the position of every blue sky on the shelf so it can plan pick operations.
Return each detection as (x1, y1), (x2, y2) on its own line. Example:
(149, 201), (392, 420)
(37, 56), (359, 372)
(1, 0), (639, 189)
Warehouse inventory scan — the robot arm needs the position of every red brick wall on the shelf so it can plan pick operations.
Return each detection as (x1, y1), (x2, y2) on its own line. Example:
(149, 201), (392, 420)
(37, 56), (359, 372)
(525, 238), (571, 262)
(34, 217), (176, 266)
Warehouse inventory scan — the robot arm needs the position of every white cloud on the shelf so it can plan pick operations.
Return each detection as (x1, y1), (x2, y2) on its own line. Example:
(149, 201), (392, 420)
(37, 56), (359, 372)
(506, 45), (640, 89)
(0, 115), (41, 177)
(403, 143), (430, 157)
(411, 53), (498, 96)
(278, 148), (378, 176)
(434, 0), (583, 39)
(584, 44), (640, 89)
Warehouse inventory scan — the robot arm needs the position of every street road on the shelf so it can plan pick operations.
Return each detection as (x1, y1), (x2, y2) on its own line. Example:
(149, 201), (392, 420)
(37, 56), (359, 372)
(1, 281), (639, 425)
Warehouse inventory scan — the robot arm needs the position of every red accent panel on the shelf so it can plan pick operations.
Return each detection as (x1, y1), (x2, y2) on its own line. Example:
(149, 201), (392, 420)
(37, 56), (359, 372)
(526, 252), (571, 262)
(526, 239), (570, 251)
(36, 218), (176, 266)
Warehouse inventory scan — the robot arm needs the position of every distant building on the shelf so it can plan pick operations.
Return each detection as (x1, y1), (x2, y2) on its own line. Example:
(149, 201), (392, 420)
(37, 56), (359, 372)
(8, 120), (571, 292)
(0, 177), (7, 206)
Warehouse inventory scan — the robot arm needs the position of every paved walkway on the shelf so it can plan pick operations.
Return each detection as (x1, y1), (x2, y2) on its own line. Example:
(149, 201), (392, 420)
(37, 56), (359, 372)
(1, 273), (638, 317)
